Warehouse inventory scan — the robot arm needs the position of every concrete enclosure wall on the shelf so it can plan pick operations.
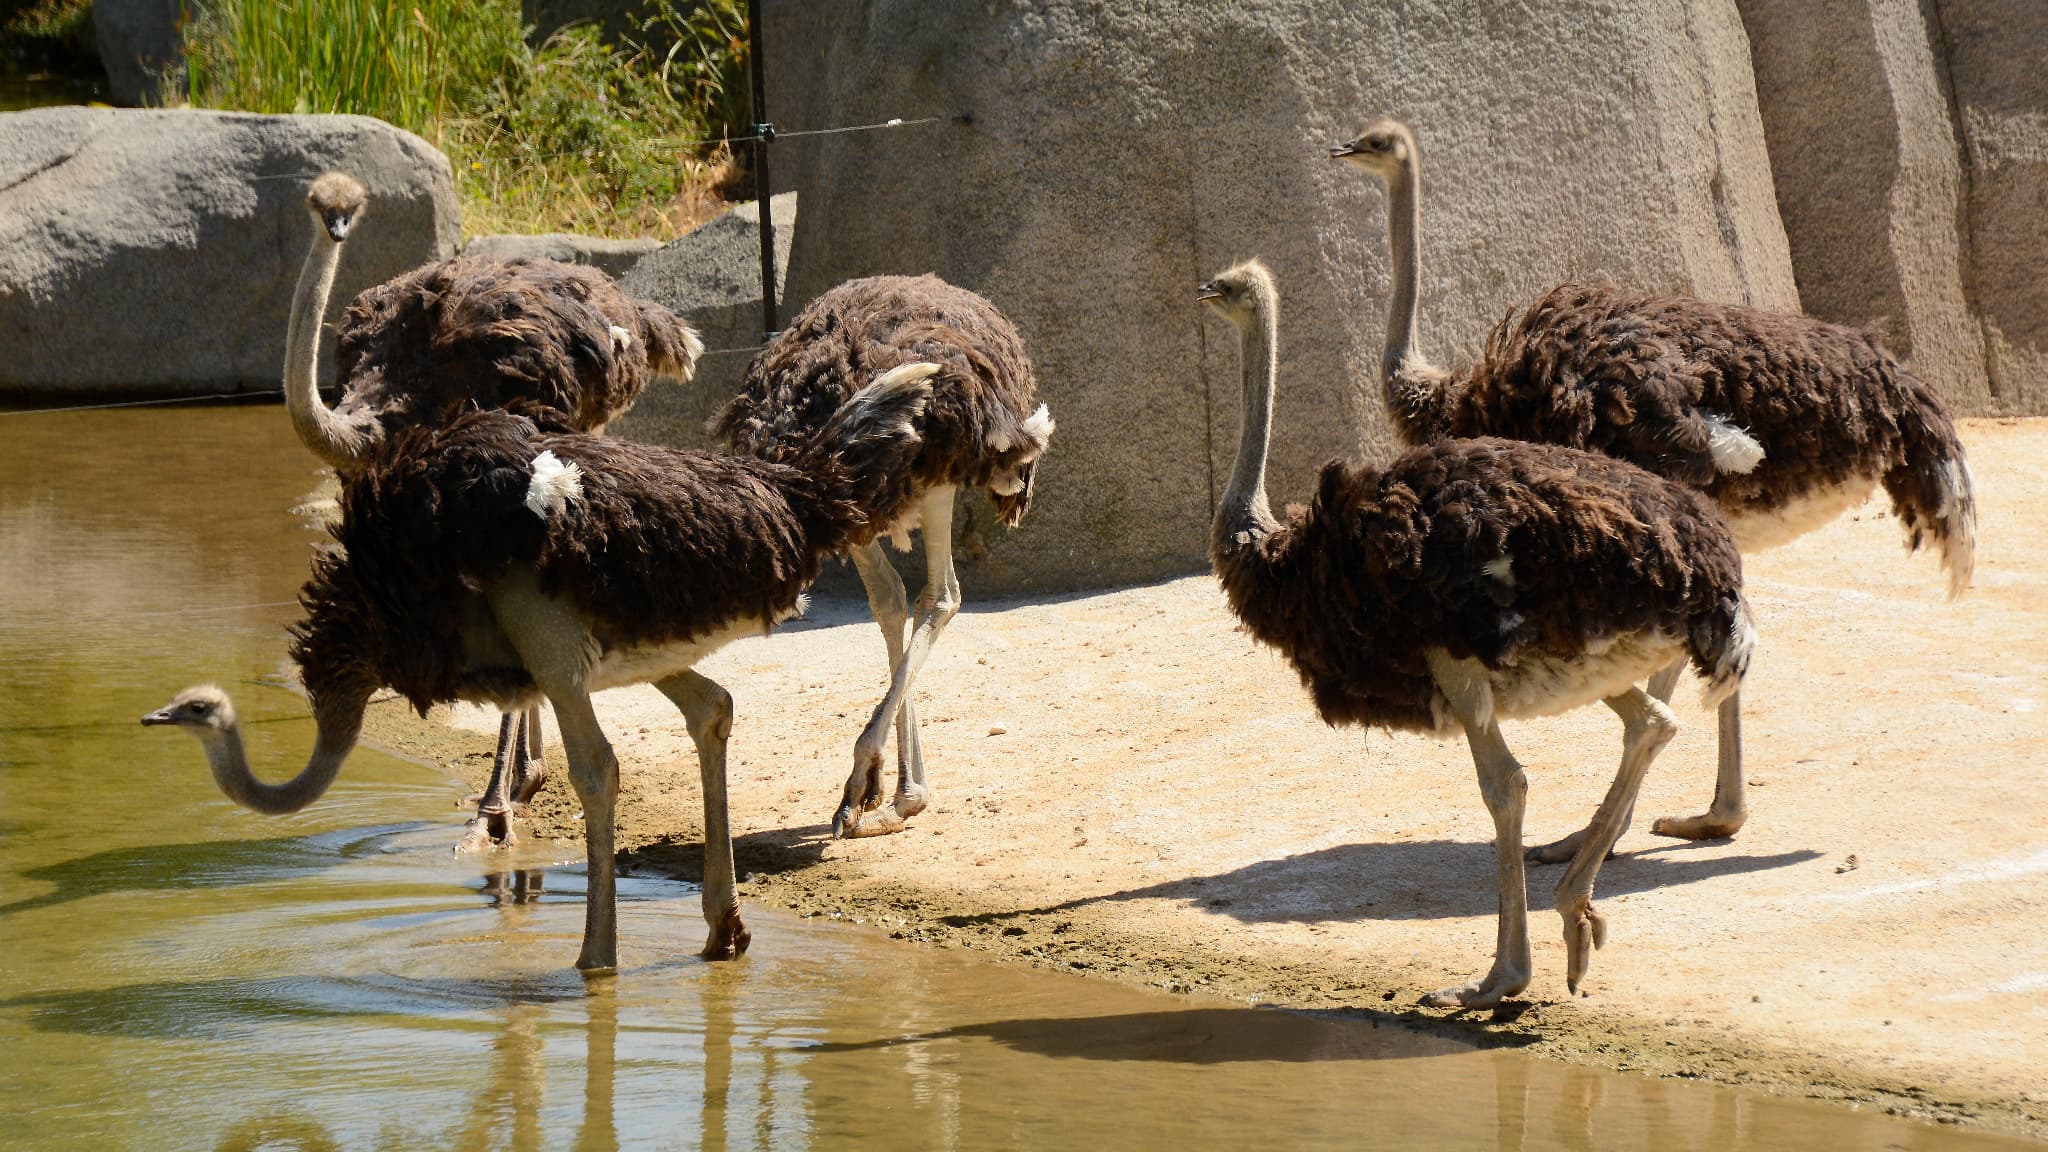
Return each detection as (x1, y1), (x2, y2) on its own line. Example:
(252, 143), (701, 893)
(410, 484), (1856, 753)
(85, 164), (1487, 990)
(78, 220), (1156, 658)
(752, 0), (1798, 595)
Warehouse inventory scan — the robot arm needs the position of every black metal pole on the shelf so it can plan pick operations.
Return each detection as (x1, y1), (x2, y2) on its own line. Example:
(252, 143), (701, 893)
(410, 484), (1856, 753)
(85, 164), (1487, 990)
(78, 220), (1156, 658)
(746, 0), (777, 339)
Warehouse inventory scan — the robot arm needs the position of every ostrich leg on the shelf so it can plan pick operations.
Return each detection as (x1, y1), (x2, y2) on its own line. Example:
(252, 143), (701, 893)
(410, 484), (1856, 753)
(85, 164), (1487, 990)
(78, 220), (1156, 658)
(845, 539), (925, 817)
(656, 670), (750, 959)
(1527, 659), (1746, 864)
(1422, 653), (1531, 1009)
(456, 712), (524, 854)
(510, 704), (549, 806)
(550, 689), (621, 973)
(837, 486), (958, 838)
(1555, 688), (1678, 993)
(1651, 688), (1748, 840)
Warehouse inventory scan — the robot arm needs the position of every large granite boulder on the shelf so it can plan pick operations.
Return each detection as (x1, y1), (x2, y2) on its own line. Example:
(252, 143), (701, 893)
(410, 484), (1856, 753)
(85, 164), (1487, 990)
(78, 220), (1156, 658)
(1937, 0), (2048, 413)
(463, 233), (663, 281)
(1737, 0), (1992, 411)
(0, 108), (460, 401)
(612, 193), (794, 448)
(92, 0), (184, 106)
(760, 0), (1797, 594)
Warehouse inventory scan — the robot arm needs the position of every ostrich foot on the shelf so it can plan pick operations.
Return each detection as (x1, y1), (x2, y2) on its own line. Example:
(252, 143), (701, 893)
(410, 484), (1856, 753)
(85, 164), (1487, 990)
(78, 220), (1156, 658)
(701, 906), (751, 961)
(1422, 964), (1530, 1010)
(1560, 895), (1610, 995)
(453, 803), (522, 854)
(1650, 809), (1747, 841)
(836, 786), (929, 839)
(832, 751), (891, 837)
(1525, 825), (1622, 865)
(510, 763), (548, 806)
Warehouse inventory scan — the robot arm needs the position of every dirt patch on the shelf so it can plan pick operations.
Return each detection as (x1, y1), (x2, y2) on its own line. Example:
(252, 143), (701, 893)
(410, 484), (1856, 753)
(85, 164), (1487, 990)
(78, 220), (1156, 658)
(362, 417), (2048, 1140)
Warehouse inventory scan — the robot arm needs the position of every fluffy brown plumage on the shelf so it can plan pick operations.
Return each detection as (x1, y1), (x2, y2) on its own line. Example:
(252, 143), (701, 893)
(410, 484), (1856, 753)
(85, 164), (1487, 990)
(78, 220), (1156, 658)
(1419, 285), (1974, 586)
(1215, 437), (1751, 733)
(298, 373), (932, 717)
(715, 274), (1052, 534)
(1336, 117), (1975, 598)
(336, 255), (703, 435)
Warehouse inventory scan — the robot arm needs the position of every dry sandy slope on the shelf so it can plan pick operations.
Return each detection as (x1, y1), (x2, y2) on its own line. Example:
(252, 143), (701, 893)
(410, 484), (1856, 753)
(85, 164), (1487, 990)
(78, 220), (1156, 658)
(370, 417), (2048, 1137)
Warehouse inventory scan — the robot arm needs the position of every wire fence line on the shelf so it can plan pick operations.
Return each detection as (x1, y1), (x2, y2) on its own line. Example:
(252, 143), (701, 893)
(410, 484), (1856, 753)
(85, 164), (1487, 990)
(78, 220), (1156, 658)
(237, 112), (953, 181)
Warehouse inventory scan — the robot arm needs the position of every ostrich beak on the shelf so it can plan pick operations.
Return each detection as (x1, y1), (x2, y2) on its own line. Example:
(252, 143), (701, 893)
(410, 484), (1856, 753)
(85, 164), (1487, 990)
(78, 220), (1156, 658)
(141, 707), (176, 726)
(1329, 141), (1360, 159)
(1195, 283), (1223, 302)
(323, 213), (355, 242)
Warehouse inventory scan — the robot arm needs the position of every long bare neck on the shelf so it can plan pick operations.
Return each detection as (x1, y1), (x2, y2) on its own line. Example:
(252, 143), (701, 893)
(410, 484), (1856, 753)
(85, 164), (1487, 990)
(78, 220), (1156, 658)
(197, 688), (367, 814)
(285, 231), (371, 470)
(1381, 155), (1423, 393)
(1215, 301), (1279, 554)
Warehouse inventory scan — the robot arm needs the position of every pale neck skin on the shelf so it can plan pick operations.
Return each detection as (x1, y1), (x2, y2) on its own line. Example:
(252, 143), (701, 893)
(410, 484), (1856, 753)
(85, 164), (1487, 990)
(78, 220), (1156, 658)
(284, 227), (372, 470)
(191, 689), (366, 814)
(1214, 288), (1281, 552)
(1379, 148), (1423, 394)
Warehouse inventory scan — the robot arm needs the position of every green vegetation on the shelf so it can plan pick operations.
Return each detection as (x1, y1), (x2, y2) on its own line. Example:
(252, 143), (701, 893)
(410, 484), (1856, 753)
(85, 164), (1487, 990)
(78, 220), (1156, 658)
(182, 0), (749, 239)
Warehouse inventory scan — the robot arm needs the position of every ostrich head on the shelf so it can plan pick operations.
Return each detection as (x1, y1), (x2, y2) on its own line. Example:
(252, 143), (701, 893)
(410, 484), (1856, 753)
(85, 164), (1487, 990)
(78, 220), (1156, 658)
(141, 684), (236, 736)
(1196, 259), (1277, 329)
(1329, 117), (1415, 176)
(307, 172), (369, 242)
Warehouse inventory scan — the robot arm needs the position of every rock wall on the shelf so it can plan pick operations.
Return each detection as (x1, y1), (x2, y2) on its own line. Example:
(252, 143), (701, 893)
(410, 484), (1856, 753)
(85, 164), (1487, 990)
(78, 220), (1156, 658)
(0, 108), (460, 400)
(754, 0), (1798, 594)
(1937, 0), (2048, 412)
(1739, 0), (2046, 415)
(613, 193), (795, 449)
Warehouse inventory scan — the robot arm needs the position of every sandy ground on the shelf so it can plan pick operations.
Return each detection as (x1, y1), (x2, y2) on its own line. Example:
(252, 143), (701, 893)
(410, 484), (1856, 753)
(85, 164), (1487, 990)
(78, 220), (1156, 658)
(365, 417), (2048, 1138)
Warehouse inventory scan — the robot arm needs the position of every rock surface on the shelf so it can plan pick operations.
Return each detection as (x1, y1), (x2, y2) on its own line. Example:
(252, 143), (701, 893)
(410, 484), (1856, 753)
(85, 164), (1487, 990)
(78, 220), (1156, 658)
(92, 0), (184, 106)
(759, 0), (1798, 594)
(1937, 0), (2048, 413)
(612, 193), (794, 449)
(462, 233), (662, 281)
(1737, 0), (1992, 411)
(0, 108), (460, 400)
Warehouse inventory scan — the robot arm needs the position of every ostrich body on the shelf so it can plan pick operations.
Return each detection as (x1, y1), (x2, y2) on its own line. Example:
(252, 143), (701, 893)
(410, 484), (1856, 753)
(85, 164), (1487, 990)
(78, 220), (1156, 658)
(1333, 119), (1975, 859)
(1200, 260), (1754, 1004)
(715, 275), (1054, 837)
(145, 362), (940, 971)
(286, 173), (703, 851)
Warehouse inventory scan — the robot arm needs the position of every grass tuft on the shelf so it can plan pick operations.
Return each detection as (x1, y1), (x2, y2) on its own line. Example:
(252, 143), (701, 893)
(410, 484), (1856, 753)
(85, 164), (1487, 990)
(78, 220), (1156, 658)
(182, 0), (746, 240)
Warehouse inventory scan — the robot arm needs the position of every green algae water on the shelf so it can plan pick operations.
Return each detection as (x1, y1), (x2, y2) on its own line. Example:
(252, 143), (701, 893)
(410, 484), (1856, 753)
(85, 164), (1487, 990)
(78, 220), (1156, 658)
(1, 407), (2038, 1150)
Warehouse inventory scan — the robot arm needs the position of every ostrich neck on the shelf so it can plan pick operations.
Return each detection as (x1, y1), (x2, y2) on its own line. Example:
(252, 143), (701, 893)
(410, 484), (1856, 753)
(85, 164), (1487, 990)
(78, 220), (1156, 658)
(1215, 307), (1279, 552)
(200, 688), (366, 815)
(284, 232), (370, 470)
(1381, 158), (1424, 393)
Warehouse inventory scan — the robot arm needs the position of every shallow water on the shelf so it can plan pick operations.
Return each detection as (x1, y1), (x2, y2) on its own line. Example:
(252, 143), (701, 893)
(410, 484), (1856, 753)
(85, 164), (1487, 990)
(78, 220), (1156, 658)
(1, 407), (2038, 1150)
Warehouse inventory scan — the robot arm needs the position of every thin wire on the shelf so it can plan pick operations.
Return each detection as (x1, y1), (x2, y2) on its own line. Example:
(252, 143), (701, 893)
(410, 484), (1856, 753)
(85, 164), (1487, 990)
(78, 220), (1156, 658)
(0, 389), (285, 417)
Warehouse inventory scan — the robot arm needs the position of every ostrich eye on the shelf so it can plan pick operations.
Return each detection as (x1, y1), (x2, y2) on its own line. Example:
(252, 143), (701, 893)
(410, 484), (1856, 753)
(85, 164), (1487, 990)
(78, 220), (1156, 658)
(189, 702), (212, 716)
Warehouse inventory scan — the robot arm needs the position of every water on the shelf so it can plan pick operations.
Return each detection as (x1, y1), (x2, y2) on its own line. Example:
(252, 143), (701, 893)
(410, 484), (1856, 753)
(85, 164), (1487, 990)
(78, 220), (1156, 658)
(1, 407), (2037, 1150)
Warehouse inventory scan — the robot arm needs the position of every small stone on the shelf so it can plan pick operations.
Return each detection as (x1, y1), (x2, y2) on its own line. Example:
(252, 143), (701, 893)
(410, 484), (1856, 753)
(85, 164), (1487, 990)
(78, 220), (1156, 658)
(1834, 853), (1861, 874)
(987, 726), (1007, 736)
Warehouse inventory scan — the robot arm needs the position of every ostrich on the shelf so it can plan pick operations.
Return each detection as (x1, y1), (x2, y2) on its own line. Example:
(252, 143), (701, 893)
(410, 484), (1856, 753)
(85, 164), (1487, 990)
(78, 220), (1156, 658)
(1198, 259), (1754, 1004)
(1331, 118), (1975, 860)
(143, 361), (941, 971)
(715, 275), (1054, 837)
(286, 173), (704, 850)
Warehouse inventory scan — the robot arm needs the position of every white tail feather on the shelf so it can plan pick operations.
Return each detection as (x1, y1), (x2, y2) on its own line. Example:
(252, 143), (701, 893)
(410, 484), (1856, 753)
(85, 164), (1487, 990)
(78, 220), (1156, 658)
(1701, 597), (1756, 708)
(524, 450), (584, 519)
(1939, 457), (1977, 600)
(1702, 414), (1765, 475)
